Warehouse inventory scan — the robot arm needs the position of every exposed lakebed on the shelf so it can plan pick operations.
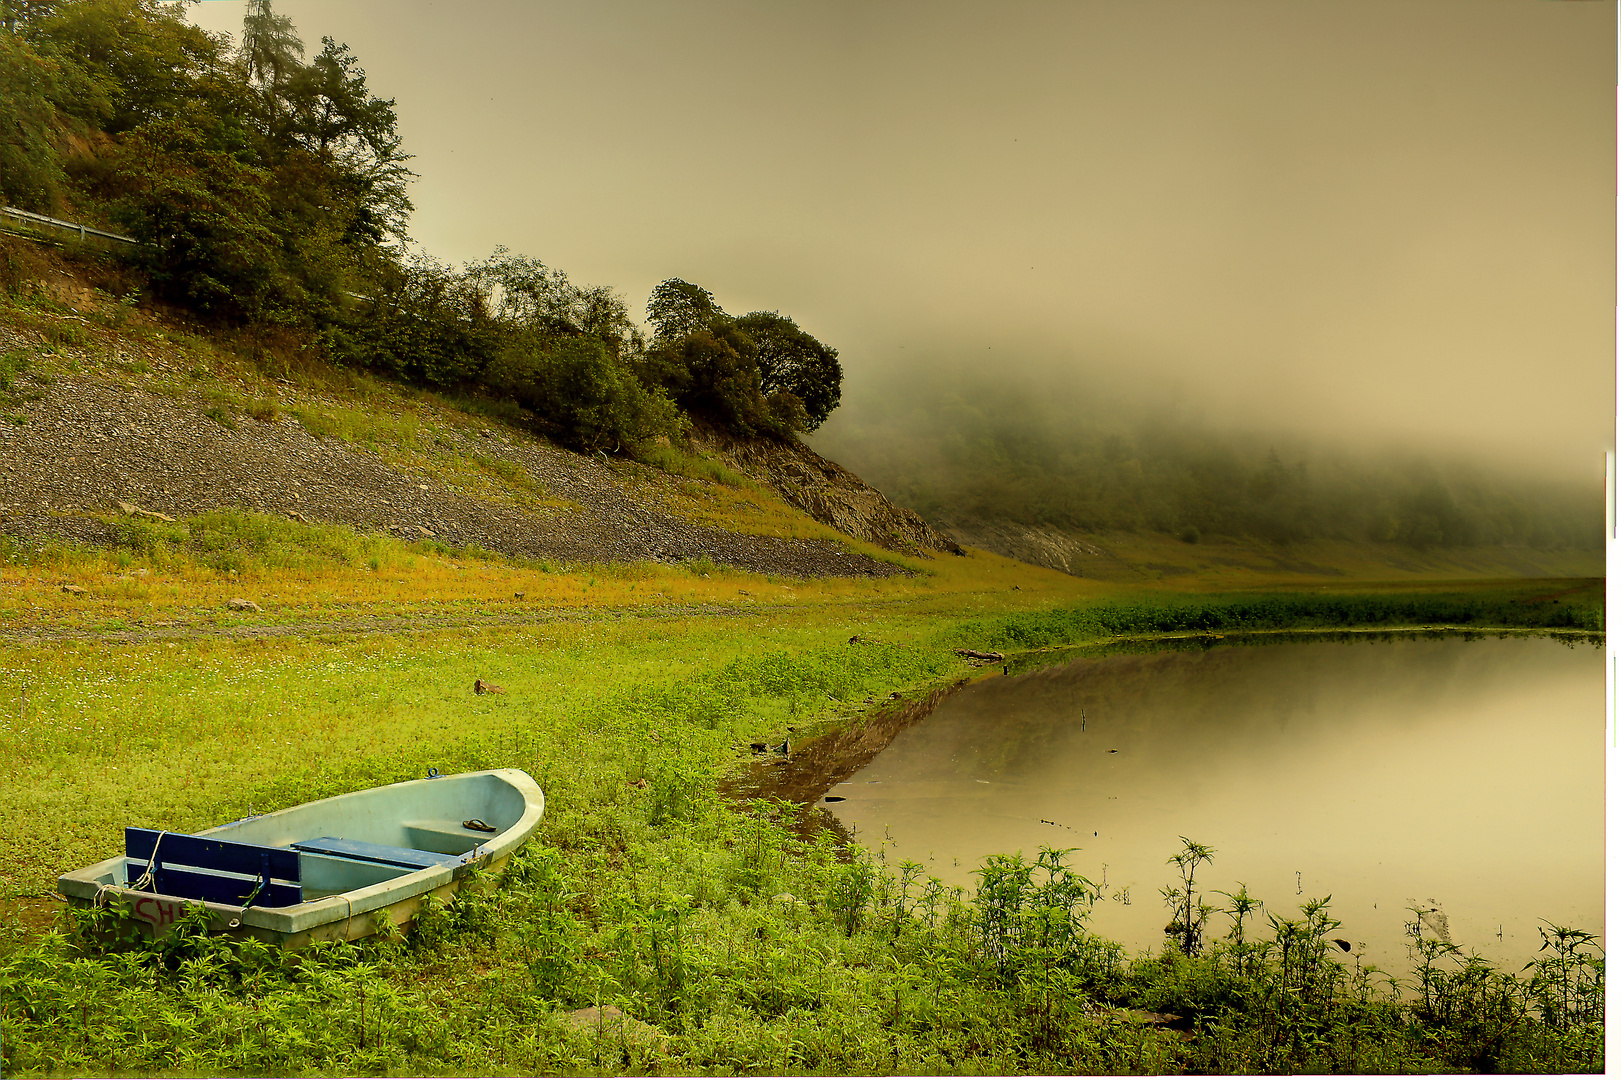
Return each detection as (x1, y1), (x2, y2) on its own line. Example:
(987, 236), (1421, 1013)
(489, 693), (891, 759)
(825, 632), (1603, 975)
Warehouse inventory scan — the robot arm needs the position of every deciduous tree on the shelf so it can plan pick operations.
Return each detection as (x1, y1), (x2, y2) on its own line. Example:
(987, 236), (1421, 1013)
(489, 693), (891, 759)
(734, 310), (842, 431)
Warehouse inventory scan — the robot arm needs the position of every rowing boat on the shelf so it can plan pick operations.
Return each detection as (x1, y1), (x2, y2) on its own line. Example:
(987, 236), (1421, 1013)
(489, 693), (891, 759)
(57, 768), (544, 948)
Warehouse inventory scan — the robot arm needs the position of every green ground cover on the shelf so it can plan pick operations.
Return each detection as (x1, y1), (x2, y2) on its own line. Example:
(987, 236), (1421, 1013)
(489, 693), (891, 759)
(0, 578), (1604, 1075)
(969, 580), (1605, 649)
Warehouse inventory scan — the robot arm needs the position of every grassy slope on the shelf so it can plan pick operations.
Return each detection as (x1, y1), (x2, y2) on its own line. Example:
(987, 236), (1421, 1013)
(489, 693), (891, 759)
(0, 298), (1606, 1075)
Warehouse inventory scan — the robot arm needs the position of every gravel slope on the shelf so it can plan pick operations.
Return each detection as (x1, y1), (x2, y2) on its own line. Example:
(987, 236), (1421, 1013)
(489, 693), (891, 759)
(0, 322), (903, 578)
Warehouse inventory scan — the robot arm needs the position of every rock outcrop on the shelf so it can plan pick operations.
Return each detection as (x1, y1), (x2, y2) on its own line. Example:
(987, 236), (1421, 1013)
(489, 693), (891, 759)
(691, 426), (965, 557)
(925, 516), (1110, 576)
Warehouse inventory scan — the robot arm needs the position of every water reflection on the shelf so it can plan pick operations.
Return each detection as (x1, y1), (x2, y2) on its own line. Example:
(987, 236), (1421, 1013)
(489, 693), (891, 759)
(827, 634), (1602, 974)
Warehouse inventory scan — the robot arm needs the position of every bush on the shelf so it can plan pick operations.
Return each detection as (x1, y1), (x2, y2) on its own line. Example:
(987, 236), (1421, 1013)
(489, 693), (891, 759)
(488, 335), (684, 452)
(638, 326), (779, 436)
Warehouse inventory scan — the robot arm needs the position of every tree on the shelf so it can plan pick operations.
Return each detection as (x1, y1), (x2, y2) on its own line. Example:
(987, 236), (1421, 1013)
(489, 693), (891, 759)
(464, 248), (641, 359)
(733, 310), (842, 431)
(106, 117), (282, 318)
(280, 36), (413, 243)
(240, 0), (302, 105)
(640, 324), (773, 434)
(36, 0), (223, 135)
(640, 280), (845, 437)
(646, 277), (725, 343)
(0, 30), (75, 210)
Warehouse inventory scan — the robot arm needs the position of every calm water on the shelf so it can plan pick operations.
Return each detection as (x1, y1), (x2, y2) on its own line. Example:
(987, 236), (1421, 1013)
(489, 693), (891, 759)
(827, 634), (1602, 974)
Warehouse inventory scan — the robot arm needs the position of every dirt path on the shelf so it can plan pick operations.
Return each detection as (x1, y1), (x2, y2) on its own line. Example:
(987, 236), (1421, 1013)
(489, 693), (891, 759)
(0, 598), (804, 645)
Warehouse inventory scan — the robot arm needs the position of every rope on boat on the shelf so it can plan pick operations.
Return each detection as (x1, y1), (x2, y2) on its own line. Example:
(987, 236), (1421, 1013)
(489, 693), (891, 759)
(226, 876), (266, 929)
(129, 830), (169, 893)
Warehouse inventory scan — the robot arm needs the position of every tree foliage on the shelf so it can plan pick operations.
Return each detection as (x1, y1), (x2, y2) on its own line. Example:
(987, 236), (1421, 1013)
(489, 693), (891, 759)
(646, 277), (725, 343)
(640, 278), (844, 437)
(0, 0), (409, 325)
(240, 0), (301, 97)
(485, 335), (683, 453)
(0, 3), (842, 452)
(734, 310), (841, 430)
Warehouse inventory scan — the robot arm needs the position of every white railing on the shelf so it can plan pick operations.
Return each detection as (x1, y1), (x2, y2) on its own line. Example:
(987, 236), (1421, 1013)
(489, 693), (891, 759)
(0, 205), (140, 245)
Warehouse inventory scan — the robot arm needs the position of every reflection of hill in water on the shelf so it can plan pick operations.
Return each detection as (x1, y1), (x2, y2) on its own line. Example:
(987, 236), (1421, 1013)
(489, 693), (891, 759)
(894, 635), (1575, 786)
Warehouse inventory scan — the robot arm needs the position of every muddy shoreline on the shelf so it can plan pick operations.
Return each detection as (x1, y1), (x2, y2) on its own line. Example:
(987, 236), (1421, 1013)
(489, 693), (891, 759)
(719, 678), (971, 841)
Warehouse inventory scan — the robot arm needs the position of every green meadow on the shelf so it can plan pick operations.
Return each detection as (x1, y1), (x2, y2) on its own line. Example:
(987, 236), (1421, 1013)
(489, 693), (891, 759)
(0, 527), (1604, 1074)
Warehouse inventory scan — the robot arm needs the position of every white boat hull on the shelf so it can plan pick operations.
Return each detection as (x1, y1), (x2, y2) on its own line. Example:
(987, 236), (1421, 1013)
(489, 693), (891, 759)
(58, 768), (544, 947)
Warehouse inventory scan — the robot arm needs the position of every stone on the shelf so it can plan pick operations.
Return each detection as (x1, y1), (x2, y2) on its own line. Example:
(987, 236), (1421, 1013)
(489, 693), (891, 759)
(415, 525), (435, 538)
(226, 598), (262, 612)
(559, 1005), (666, 1048)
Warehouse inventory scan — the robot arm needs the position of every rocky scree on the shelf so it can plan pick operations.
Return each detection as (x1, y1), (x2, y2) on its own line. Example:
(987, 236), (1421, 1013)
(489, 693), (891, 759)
(0, 323), (907, 578)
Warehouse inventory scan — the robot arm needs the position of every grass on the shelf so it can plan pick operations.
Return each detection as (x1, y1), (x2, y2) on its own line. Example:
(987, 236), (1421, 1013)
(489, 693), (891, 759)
(635, 444), (751, 488)
(291, 403), (419, 447)
(967, 581), (1605, 649)
(1027, 525), (1605, 585)
(0, 561), (1604, 1074)
(0, 506), (1087, 635)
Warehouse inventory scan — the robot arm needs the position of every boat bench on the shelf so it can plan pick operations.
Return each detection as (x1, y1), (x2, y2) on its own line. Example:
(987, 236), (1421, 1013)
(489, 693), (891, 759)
(125, 829), (474, 907)
(289, 837), (471, 870)
(125, 828), (303, 907)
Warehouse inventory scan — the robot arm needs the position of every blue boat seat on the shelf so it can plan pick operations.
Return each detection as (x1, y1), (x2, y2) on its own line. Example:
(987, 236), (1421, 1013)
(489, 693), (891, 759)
(290, 836), (473, 870)
(125, 828), (303, 907)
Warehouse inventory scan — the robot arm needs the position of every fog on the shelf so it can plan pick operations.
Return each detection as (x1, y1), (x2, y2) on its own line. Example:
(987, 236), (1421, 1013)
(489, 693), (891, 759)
(190, 0), (1614, 485)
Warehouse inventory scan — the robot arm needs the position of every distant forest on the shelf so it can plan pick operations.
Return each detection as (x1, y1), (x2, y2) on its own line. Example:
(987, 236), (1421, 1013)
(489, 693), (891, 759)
(0, 0), (839, 452)
(816, 365), (1600, 552)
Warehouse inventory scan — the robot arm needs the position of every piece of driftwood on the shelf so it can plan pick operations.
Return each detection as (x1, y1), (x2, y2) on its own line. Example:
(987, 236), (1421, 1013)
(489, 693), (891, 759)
(955, 649), (1005, 662)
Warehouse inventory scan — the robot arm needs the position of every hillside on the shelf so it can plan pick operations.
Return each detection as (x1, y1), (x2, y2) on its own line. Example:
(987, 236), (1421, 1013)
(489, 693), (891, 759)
(928, 512), (1604, 583)
(0, 254), (963, 588)
(1, 254), (1598, 596)
(811, 369), (1604, 583)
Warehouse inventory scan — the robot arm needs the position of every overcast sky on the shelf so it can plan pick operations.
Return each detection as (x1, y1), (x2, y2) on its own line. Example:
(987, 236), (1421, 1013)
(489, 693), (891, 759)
(191, 0), (1615, 480)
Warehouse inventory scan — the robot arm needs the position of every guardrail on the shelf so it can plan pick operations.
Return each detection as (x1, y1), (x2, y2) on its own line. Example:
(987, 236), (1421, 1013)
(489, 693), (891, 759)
(0, 205), (141, 246)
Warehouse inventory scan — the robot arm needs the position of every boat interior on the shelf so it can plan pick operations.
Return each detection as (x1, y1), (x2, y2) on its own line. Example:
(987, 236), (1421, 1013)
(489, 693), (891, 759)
(104, 772), (531, 906)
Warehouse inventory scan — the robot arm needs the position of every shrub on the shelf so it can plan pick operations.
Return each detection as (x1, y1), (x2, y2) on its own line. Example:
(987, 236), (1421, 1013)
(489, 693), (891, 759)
(489, 335), (684, 452)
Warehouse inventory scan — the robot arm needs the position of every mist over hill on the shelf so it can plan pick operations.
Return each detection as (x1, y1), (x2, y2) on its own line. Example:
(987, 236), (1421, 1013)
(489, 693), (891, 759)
(811, 360), (1600, 559)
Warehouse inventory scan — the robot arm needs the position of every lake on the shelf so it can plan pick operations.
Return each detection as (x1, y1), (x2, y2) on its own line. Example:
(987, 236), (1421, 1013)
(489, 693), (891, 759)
(825, 633), (1603, 976)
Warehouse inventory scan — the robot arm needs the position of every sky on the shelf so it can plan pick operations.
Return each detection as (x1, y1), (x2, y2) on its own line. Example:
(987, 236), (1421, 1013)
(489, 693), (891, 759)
(190, 0), (1615, 481)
